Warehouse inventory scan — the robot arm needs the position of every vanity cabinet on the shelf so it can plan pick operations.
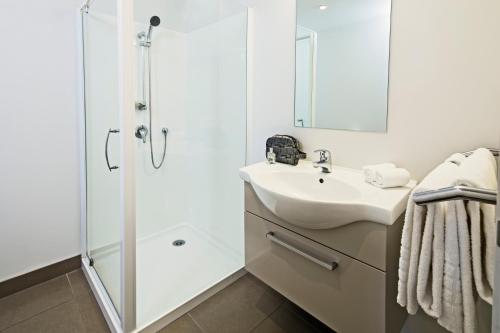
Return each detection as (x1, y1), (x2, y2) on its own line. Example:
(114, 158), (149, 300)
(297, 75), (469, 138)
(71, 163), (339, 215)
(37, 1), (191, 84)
(244, 183), (407, 333)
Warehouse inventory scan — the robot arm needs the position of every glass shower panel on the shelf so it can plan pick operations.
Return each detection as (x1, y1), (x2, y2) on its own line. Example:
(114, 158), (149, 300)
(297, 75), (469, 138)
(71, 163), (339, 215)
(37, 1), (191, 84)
(82, 2), (122, 315)
(132, 0), (248, 327)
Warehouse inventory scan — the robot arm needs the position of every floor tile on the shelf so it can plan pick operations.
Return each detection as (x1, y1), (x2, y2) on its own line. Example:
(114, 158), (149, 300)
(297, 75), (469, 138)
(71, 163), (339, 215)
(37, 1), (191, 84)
(189, 274), (284, 333)
(280, 301), (335, 333)
(2, 301), (84, 333)
(1, 270), (336, 333)
(244, 274), (280, 296)
(0, 275), (73, 328)
(158, 315), (204, 333)
(251, 303), (322, 333)
(74, 291), (110, 333)
(0, 296), (17, 331)
(67, 269), (90, 297)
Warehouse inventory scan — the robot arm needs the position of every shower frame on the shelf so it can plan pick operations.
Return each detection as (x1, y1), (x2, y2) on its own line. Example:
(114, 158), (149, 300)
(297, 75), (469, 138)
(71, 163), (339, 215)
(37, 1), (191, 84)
(77, 1), (249, 332)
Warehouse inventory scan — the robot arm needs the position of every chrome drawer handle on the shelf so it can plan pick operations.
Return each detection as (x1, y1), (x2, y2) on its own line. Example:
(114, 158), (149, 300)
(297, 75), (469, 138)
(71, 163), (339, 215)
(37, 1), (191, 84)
(266, 232), (338, 271)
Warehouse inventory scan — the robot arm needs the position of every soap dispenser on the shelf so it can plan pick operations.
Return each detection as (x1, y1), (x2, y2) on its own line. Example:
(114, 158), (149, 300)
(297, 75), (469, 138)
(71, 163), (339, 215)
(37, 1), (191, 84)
(267, 147), (276, 164)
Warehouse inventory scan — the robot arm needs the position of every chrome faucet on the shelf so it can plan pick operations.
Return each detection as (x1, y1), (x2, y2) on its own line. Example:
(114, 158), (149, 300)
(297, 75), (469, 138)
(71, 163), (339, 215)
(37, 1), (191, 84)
(313, 149), (332, 173)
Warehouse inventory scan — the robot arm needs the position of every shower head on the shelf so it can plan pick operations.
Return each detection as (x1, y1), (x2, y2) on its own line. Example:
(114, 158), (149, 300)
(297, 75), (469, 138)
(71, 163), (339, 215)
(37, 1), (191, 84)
(146, 16), (161, 42)
(150, 16), (161, 27)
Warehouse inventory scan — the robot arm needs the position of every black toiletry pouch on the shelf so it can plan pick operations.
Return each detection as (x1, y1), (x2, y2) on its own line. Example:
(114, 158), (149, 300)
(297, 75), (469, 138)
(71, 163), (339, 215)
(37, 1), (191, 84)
(266, 135), (307, 166)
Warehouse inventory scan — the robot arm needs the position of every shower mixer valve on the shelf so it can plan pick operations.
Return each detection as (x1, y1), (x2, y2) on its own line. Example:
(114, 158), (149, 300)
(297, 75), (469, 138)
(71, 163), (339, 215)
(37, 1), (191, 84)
(135, 102), (147, 111)
(135, 125), (149, 143)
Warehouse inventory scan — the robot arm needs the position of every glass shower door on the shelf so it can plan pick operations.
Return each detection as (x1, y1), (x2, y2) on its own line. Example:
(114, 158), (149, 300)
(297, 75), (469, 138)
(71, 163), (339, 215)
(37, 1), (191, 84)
(82, 5), (122, 316)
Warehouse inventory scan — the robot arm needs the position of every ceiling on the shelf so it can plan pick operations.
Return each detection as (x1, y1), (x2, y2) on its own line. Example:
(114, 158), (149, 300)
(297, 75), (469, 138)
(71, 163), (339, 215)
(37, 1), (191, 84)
(89, 0), (249, 33)
(296, 0), (391, 32)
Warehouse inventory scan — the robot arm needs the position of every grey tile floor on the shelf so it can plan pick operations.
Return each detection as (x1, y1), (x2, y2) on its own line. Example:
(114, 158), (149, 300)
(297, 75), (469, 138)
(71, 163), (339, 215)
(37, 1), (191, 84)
(0, 270), (334, 333)
(0, 270), (108, 333)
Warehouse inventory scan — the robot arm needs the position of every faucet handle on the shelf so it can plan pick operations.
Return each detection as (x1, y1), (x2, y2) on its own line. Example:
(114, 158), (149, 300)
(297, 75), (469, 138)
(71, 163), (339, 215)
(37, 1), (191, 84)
(135, 125), (149, 144)
(314, 149), (331, 162)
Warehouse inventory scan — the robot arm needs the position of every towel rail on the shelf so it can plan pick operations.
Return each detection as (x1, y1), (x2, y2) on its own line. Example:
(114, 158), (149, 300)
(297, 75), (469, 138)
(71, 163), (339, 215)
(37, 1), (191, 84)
(413, 186), (497, 205)
(412, 148), (498, 206)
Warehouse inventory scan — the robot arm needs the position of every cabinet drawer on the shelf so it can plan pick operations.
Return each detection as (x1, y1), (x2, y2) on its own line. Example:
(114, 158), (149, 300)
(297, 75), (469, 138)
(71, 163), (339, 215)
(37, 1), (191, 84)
(245, 212), (386, 333)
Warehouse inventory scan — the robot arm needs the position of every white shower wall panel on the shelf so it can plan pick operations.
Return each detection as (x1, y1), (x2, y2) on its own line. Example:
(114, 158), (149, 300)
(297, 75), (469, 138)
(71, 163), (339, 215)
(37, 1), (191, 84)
(183, 12), (247, 256)
(135, 26), (190, 239)
(135, 12), (247, 256)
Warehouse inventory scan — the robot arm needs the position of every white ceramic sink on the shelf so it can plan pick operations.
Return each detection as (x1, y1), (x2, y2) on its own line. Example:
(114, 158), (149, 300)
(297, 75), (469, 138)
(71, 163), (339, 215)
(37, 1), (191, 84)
(240, 161), (416, 229)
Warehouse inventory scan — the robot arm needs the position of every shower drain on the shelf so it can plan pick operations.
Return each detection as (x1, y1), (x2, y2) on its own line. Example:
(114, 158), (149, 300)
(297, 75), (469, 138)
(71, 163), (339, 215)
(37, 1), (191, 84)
(172, 239), (186, 247)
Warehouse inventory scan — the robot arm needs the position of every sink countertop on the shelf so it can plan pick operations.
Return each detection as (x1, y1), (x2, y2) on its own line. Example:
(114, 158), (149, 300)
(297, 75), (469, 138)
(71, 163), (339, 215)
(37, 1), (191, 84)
(240, 160), (416, 228)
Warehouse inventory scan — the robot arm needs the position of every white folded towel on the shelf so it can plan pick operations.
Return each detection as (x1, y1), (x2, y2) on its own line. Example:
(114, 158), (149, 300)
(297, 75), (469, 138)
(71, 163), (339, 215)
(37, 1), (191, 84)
(374, 168), (411, 188)
(445, 153), (467, 165)
(362, 163), (395, 183)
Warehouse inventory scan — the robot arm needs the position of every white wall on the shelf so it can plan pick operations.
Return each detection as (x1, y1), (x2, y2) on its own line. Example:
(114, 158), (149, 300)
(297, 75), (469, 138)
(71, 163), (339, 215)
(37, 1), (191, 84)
(247, 1), (298, 167)
(248, 0), (500, 181)
(0, 0), (82, 282)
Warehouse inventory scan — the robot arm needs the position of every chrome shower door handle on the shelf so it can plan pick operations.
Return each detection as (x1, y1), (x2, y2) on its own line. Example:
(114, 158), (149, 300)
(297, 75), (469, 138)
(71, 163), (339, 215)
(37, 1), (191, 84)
(105, 129), (120, 172)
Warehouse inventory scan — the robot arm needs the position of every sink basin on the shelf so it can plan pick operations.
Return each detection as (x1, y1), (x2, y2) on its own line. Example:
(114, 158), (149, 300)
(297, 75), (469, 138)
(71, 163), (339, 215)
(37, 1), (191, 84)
(239, 161), (416, 229)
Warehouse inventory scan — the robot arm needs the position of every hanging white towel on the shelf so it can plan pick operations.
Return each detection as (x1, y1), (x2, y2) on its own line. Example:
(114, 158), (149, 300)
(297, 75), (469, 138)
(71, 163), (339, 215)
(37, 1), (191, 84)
(457, 148), (497, 305)
(438, 200), (476, 333)
(398, 148), (497, 333)
(416, 201), (445, 318)
(397, 158), (460, 315)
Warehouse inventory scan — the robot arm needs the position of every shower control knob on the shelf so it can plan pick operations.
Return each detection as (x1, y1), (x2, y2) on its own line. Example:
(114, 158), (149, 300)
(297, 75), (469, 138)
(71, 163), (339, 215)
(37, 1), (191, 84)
(135, 102), (147, 111)
(135, 125), (148, 143)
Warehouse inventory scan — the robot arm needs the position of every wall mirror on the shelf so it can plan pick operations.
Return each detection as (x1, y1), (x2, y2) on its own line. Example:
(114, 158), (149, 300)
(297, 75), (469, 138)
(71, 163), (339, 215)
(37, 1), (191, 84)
(294, 0), (391, 132)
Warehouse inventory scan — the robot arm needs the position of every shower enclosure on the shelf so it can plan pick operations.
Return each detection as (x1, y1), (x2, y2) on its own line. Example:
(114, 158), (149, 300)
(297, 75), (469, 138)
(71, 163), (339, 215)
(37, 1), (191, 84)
(79, 0), (248, 331)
